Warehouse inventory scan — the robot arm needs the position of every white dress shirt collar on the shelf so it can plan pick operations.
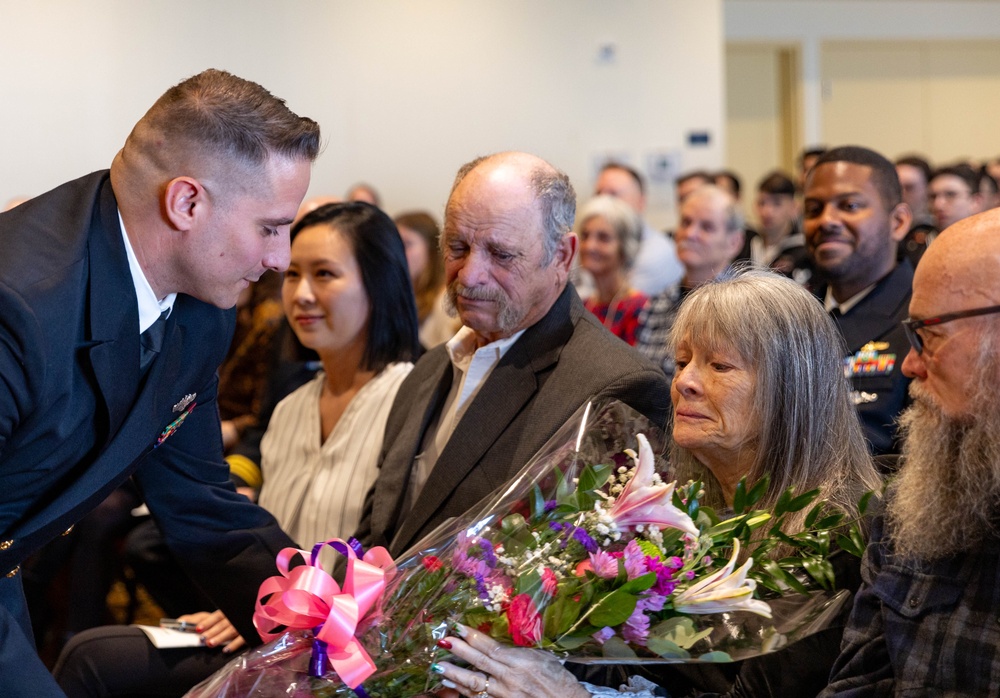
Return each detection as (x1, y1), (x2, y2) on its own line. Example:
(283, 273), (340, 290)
(119, 211), (176, 333)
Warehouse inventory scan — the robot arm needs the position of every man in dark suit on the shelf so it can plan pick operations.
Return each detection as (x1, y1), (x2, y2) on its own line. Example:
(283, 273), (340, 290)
(354, 152), (671, 558)
(0, 69), (319, 692)
(803, 145), (913, 459)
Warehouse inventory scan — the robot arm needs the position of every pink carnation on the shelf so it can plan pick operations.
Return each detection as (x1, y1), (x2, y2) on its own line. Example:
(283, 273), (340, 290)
(506, 594), (542, 647)
(541, 568), (558, 596)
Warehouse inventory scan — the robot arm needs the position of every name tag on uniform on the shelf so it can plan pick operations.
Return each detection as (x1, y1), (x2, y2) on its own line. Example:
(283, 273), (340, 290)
(844, 341), (896, 378)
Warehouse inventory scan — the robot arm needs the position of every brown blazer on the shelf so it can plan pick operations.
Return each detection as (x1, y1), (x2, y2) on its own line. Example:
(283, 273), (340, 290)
(353, 284), (671, 557)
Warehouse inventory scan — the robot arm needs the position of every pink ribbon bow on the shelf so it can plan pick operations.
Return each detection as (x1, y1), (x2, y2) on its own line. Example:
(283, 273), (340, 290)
(253, 538), (395, 689)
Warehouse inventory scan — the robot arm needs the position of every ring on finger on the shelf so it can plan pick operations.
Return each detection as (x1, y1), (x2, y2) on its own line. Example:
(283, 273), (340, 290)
(474, 674), (490, 697)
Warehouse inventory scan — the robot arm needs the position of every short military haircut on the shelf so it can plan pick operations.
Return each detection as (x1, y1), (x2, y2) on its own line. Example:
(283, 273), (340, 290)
(134, 69), (321, 169)
(895, 155), (933, 184)
(601, 162), (646, 196)
(757, 171), (796, 197)
(929, 163), (980, 194)
(812, 145), (902, 211)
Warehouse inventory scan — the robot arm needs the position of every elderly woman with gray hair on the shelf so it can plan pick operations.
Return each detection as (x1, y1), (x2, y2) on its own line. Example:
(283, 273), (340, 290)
(576, 195), (647, 345)
(429, 270), (882, 698)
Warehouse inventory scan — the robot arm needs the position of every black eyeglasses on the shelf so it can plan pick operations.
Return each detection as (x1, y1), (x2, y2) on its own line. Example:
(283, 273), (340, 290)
(902, 304), (1000, 354)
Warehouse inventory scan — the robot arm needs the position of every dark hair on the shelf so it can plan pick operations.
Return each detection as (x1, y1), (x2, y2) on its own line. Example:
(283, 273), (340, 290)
(799, 146), (828, 166)
(676, 170), (713, 189)
(811, 146), (902, 210)
(757, 171), (796, 197)
(290, 202), (420, 372)
(895, 155), (933, 184)
(713, 170), (742, 198)
(601, 162), (646, 196)
(394, 210), (445, 322)
(136, 69), (321, 168)
(929, 163), (980, 195)
(980, 167), (999, 195)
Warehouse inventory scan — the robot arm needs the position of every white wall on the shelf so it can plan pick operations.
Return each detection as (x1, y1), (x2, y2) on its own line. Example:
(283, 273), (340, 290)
(1, 1), (724, 230)
(724, 1), (1000, 147)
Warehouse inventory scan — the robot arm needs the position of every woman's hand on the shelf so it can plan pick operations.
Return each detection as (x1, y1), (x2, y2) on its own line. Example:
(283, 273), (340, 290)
(431, 624), (590, 698)
(177, 610), (246, 653)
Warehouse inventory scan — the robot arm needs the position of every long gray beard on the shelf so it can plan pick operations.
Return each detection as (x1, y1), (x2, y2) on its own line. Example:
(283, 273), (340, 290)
(889, 364), (1000, 561)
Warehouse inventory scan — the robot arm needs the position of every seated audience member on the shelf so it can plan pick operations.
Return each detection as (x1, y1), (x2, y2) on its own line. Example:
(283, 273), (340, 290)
(217, 271), (285, 451)
(894, 155), (937, 266)
(986, 156), (1000, 190)
(744, 170), (812, 283)
(295, 194), (341, 222)
(592, 162), (683, 296)
(346, 182), (381, 207)
(804, 146), (913, 459)
(53, 202), (420, 697)
(635, 184), (744, 378)
(822, 208), (1000, 695)
(575, 196), (647, 345)
(979, 166), (1000, 210)
(675, 169), (713, 207)
(353, 151), (670, 559)
(928, 163), (983, 231)
(395, 210), (459, 348)
(432, 270), (882, 698)
(798, 146), (828, 193)
(712, 169), (741, 201)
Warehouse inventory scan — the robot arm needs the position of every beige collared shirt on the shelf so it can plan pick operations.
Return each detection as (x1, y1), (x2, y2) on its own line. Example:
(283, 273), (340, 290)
(406, 326), (526, 511)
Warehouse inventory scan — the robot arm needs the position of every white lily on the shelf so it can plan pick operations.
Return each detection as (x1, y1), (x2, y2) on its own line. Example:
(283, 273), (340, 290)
(607, 434), (699, 538)
(672, 539), (772, 618)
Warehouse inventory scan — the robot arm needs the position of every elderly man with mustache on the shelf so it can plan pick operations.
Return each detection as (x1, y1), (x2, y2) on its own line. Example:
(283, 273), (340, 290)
(351, 151), (669, 559)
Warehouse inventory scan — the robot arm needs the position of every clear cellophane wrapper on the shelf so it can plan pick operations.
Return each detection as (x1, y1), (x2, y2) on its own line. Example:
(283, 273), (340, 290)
(186, 400), (854, 697)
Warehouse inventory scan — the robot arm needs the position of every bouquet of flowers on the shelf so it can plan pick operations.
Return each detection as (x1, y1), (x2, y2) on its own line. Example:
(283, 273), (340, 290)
(186, 400), (866, 698)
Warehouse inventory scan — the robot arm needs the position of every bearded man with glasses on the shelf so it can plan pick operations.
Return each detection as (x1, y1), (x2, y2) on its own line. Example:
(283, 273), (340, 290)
(823, 207), (1000, 695)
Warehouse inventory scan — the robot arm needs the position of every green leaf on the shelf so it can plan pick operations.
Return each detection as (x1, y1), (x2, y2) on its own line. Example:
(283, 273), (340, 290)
(732, 478), (748, 515)
(619, 572), (657, 594)
(784, 488), (821, 513)
(556, 468), (577, 506)
(501, 513), (526, 535)
(801, 555), (836, 591)
(774, 487), (794, 516)
(530, 485), (545, 520)
(600, 636), (638, 659)
(698, 651), (734, 663)
(554, 634), (591, 650)
(804, 501), (823, 529)
(859, 489), (875, 516)
(762, 559), (809, 594)
(649, 617), (713, 650)
(577, 462), (613, 494)
(746, 476), (770, 507)
(543, 593), (583, 638)
(646, 637), (690, 659)
(587, 589), (639, 627)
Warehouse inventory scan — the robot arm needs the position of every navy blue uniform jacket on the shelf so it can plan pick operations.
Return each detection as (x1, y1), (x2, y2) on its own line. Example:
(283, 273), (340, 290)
(0, 171), (295, 694)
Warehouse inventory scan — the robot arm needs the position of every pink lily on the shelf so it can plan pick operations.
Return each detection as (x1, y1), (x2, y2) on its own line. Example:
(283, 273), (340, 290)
(607, 434), (699, 538)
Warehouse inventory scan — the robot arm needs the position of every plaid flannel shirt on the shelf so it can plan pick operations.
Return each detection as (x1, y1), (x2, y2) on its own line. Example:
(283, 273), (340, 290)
(822, 509), (1000, 695)
(634, 283), (685, 378)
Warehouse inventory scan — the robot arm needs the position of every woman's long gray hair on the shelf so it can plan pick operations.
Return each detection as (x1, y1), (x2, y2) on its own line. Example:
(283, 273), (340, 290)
(668, 269), (882, 546)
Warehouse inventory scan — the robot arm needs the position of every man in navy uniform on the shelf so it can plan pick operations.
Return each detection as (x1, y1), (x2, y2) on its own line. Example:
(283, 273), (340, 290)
(803, 145), (913, 459)
(0, 69), (319, 692)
